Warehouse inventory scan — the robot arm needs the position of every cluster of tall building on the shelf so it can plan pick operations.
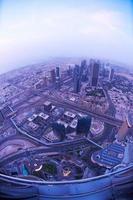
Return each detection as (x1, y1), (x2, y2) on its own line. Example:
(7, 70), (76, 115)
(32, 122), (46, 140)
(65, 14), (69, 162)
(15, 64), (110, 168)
(102, 63), (114, 82)
(73, 59), (100, 93)
(73, 60), (87, 93)
(52, 114), (92, 141)
(34, 66), (62, 90)
(37, 59), (114, 93)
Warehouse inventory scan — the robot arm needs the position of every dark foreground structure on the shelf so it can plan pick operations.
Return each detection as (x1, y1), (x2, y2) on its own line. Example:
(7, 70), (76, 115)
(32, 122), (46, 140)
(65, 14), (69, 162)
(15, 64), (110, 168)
(0, 164), (133, 200)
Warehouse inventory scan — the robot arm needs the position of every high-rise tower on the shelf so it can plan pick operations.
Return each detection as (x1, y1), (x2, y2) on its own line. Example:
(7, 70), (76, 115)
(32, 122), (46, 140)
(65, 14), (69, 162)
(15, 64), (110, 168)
(89, 60), (100, 87)
(73, 65), (81, 93)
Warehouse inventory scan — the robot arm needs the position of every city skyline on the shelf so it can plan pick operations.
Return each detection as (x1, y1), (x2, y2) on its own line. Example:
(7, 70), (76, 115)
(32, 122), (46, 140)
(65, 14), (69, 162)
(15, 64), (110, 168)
(0, 58), (133, 199)
(0, 0), (133, 74)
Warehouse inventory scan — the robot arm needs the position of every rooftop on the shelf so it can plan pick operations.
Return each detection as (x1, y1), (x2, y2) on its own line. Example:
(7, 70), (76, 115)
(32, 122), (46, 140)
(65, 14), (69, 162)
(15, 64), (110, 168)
(38, 113), (49, 120)
(28, 121), (39, 130)
(64, 111), (76, 119)
(44, 101), (52, 106)
(91, 142), (125, 168)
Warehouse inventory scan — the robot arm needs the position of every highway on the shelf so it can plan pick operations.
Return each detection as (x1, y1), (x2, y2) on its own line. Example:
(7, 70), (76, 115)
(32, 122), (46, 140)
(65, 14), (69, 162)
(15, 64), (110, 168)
(9, 80), (123, 127)
(42, 94), (123, 127)
(0, 135), (102, 167)
(7, 88), (122, 151)
(11, 117), (102, 149)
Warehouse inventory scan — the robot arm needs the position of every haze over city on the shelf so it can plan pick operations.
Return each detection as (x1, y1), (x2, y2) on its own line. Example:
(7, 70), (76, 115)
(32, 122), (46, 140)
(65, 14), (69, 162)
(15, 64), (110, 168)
(0, 0), (133, 74)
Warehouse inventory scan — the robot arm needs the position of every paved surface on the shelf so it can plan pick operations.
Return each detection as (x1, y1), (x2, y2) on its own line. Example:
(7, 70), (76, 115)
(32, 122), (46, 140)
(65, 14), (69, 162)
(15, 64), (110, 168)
(0, 139), (35, 159)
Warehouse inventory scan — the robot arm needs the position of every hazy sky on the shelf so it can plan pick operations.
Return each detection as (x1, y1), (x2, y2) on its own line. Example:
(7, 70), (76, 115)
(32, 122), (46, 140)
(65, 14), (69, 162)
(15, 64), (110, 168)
(0, 0), (133, 74)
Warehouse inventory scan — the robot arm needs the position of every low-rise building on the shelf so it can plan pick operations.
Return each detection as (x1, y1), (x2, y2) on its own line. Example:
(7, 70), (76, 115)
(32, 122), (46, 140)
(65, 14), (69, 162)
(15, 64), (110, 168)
(64, 111), (76, 122)
(91, 143), (125, 169)
(44, 101), (52, 112)
(28, 121), (40, 131)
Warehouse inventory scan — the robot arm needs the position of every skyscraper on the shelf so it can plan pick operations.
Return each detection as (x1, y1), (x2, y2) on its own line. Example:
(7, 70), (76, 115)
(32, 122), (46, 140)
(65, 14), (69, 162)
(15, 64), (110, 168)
(81, 60), (87, 69)
(55, 67), (61, 89)
(56, 67), (60, 78)
(52, 122), (66, 141)
(50, 69), (56, 84)
(74, 77), (80, 93)
(73, 65), (81, 93)
(55, 76), (61, 89)
(90, 61), (100, 87)
(109, 68), (114, 81)
(76, 116), (92, 137)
